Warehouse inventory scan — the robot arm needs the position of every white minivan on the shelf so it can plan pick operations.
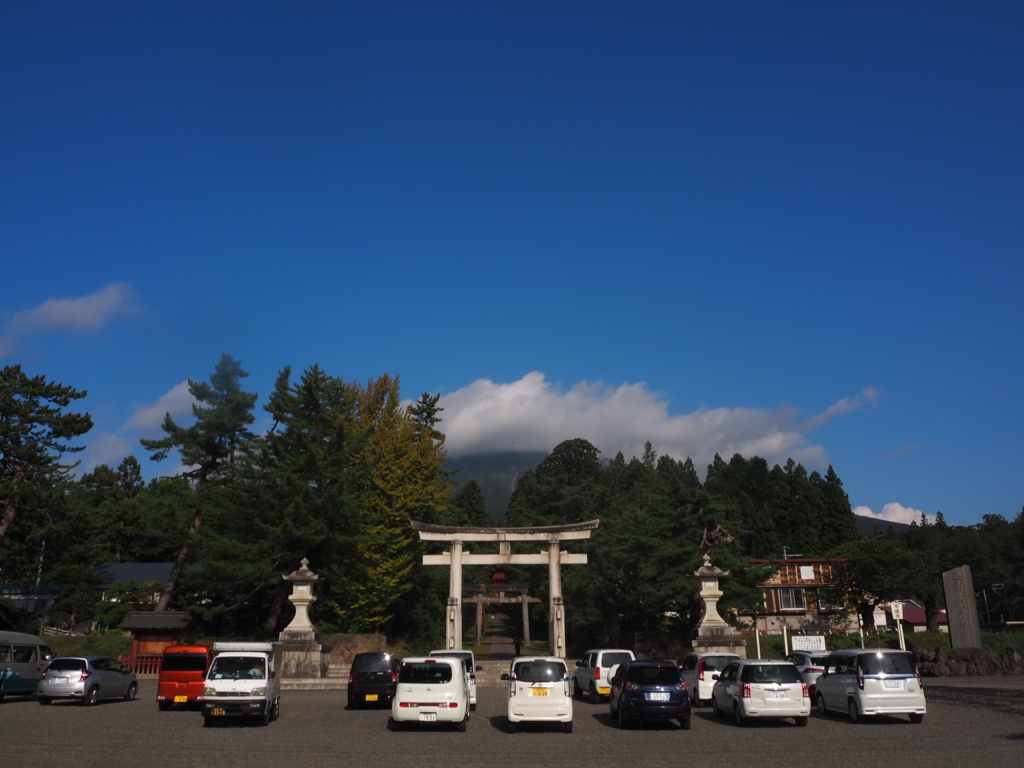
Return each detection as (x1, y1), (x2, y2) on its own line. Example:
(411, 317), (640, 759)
(391, 657), (470, 731)
(428, 649), (481, 711)
(815, 649), (926, 723)
(502, 656), (573, 733)
(678, 652), (739, 706)
(0, 631), (54, 701)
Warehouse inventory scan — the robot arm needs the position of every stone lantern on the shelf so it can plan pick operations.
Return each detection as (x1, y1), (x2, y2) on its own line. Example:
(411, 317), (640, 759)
(690, 553), (746, 658)
(282, 558), (318, 636)
(279, 558), (330, 679)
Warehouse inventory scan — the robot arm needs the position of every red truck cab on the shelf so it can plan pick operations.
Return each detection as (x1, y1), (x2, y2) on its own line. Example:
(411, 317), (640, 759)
(157, 645), (211, 710)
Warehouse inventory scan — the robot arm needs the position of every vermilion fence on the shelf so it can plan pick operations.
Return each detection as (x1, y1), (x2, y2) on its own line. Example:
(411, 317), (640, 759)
(121, 654), (162, 677)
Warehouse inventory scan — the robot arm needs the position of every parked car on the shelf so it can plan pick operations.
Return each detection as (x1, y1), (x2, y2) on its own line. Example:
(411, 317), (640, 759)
(814, 649), (926, 723)
(784, 651), (829, 695)
(37, 656), (138, 706)
(609, 661), (691, 729)
(678, 652), (739, 706)
(348, 652), (400, 709)
(391, 657), (469, 731)
(501, 656), (573, 733)
(711, 659), (809, 727)
(157, 645), (211, 710)
(574, 648), (635, 703)
(0, 631), (53, 702)
(428, 649), (482, 710)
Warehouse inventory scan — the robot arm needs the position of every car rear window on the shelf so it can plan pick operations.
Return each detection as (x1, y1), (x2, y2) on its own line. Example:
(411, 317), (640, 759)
(162, 653), (208, 672)
(600, 652), (633, 667)
(48, 658), (87, 671)
(627, 665), (681, 685)
(743, 664), (803, 684)
(352, 654), (392, 674)
(400, 662), (453, 684)
(809, 656), (828, 667)
(859, 653), (916, 675)
(514, 661), (567, 683)
(701, 656), (735, 671)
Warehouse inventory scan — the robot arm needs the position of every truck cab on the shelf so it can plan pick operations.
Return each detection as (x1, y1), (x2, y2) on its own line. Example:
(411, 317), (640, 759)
(201, 642), (282, 726)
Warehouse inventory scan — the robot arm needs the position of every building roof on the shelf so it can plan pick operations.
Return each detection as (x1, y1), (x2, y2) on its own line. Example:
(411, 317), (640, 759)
(117, 611), (192, 631)
(882, 604), (947, 625)
(92, 563), (175, 591)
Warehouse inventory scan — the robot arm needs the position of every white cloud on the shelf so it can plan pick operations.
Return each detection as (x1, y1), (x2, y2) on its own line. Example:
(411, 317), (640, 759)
(124, 381), (195, 431)
(853, 503), (934, 526)
(82, 432), (136, 472)
(439, 372), (873, 474)
(0, 282), (139, 358)
(803, 387), (879, 430)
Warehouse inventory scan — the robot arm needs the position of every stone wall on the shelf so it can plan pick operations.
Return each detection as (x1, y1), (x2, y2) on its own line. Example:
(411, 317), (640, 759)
(322, 634), (387, 678)
(915, 644), (1024, 677)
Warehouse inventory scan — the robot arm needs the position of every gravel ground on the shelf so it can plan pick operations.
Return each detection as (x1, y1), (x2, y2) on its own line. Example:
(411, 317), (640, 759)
(4, 680), (1023, 768)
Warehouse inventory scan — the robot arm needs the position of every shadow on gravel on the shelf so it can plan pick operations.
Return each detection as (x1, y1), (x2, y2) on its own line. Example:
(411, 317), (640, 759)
(590, 711), (688, 730)
(925, 686), (1024, 718)
(1003, 733), (1024, 741)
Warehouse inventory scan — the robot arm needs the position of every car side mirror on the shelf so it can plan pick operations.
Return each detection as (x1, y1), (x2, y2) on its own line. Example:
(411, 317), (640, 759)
(574, 661), (581, 669)
(567, 674), (573, 681)
(500, 673), (510, 681)
(475, 665), (482, 671)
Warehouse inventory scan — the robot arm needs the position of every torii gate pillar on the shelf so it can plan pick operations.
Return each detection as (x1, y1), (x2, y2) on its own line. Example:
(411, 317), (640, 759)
(446, 539), (463, 650)
(548, 541), (565, 655)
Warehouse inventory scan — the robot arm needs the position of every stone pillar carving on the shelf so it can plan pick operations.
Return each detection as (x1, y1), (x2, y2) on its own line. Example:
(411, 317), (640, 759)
(280, 559), (331, 678)
(446, 540), (464, 650)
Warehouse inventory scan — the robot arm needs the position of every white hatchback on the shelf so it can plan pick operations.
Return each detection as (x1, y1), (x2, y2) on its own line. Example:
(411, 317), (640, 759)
(711, 660), (810, 727)
(391, 657), (470, 731)
(502, 656), (574, 733)
(815, 649), (926, 724)
(428, 649), (480, 710)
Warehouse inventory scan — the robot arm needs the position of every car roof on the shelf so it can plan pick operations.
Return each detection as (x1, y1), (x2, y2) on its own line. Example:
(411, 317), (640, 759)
(828, 648), (911, 656)
(687, 651), (739, 657)
(584, 648), (632, 653)
(626, 660), (676, 667)
(513, 656), (565, 663)
(403, 656), (461, 664)
(737, 659), (796, 665)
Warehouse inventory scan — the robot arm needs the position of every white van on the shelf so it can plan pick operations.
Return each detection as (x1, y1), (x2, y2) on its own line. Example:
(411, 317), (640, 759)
(201, 641), (282, 726)
(678, 652), (739, 706)
(815, 649), (926, 723)
(391, 657), (470, 731)
(428, 649), (481, 710)
(0, 631), (54, 701)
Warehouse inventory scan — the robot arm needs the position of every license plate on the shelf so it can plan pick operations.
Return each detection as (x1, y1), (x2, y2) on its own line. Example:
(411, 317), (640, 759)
(532, 688), (549, 696)
(419, 712), (436, 722)
(365, 694), (378, 701)
(598, 687), (610, 695)
(212, 708), (226, 716)
(174, 695), (188, 703)
(884, 679), (902, 689)
(648, 692), (669, 701)
(767, 691), (786, 700)
(52, 678), (67, 684)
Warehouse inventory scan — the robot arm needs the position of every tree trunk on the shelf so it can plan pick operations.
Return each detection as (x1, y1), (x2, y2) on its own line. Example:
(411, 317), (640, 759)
(155, 506), (205, 612)
(0, 496), (18, 547)
(263, 584), (288, 632)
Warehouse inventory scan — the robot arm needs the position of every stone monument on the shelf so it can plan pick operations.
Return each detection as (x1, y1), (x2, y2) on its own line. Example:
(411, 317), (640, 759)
(279, 558), (330, 678)
(690, 554), (746, 658)
(942, 565), (983, 649)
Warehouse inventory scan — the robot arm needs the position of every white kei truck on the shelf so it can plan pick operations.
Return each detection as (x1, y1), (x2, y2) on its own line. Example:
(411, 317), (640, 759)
(200, 641), (283, 727)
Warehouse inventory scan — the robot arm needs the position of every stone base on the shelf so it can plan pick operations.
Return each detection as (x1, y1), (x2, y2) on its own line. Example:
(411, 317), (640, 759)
(687, 632), (747, 659)
(279, 629), (330, 679)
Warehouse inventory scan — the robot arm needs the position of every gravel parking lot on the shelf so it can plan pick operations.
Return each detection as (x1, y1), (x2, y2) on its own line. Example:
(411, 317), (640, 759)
(4, 680), (1022, 768)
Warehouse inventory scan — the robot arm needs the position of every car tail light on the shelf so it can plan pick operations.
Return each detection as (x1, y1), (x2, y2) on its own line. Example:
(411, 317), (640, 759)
(625, 682), (639, 692)
(424, 659), (436, 663)
(391, 672), (397, 683)
(80, 670), (91, 682)
(857, 667), (864, 690)
(596, 666), (601, 680)
(698, 660), (705, 682)
(801, 683), (809, 699)
(742, 683), (750, 699)
(349, 672), (354, 683)
(808, 668), (823, 673)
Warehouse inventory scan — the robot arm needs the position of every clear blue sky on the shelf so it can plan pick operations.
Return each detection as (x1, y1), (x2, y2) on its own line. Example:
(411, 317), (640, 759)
(2, 2), (1022, 527)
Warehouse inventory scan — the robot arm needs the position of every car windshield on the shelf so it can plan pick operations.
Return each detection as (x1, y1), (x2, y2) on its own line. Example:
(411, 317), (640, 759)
(162, 654), (207, 672)
(859, 653), (916, 675)
(600, 652), (633, 667)
(627, 665), (681, 685)
(746, 665), (802, 684)
(701, 656), (734, 671)
(47, 658), (87, 671)
(208, 657), (266, 680)
(514, 661), (567, 683)
(400, 662), (453, 684)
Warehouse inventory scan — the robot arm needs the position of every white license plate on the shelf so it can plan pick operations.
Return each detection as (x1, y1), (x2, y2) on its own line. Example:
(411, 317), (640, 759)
(52, 678), (67, 684)
(419, 712), (436, 722)
(767, 691), (786, 700)
(648, 692), (670, 701)
(884, 679), (902, 689)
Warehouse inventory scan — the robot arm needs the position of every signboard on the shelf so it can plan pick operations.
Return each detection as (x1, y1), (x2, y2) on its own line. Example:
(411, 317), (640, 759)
(891, 601), (904, 621)
(789, 635), (826, 652)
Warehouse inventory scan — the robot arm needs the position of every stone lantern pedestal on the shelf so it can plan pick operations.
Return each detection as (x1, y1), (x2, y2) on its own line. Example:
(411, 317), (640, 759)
(279, 559), (330, 678)
(687, 554), (746, 658)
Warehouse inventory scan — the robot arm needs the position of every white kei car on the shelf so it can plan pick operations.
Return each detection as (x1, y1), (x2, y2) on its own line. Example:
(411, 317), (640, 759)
(501, 656), (574, 733)
(711, 659), (810, 727)
(391, 657), (470, 731)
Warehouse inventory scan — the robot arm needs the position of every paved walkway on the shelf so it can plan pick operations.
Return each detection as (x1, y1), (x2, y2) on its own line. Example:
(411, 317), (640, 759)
(924, 674), (1024, 690)
(483, 612), (517, 661)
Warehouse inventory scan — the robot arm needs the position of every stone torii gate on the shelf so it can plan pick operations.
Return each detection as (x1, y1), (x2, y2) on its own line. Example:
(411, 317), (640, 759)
(411, 520), (599, 656)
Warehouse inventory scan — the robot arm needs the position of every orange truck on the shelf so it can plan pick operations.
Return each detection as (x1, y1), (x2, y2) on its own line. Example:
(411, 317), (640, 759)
(156, 645), (211, 710)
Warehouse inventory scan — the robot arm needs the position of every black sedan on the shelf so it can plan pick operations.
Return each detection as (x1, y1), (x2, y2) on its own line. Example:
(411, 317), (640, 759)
(608, 661), (691, 729)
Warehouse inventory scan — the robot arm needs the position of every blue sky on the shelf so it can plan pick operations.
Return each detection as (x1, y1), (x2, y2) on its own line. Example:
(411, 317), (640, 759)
(2, 2), (1022, 527)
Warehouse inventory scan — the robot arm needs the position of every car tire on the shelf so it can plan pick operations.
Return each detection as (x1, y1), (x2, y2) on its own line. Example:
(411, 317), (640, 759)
(712, 695), (722, 718)
(158, 701), (171, 711)
(618, 703), (629, 728)
(84, 686), (99, 706)
(734, 704), (747, 727)
(910, 712), (925, 724)
(124, 682), (138, 702)
(816, 693), (827, 715)
(680, 716), (691, 730)
(507, 720), (516, 734)
(563, 721), (573, 733)
(794, 716), (808, 727)
(573, 680), (581, 699)
(38, 697), (52, 705)
(470, 702), (476, 712)
(203, 716), (214, 728)
(456, 716), (467, 732)
(848, 699), (860, 724)
(272, 698), (281, 721)
(590, 685), (600, 705)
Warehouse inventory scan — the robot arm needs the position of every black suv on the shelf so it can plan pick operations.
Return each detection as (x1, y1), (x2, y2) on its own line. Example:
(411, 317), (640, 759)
(609, 661), (691, 729)
(348, 652), (400, 708)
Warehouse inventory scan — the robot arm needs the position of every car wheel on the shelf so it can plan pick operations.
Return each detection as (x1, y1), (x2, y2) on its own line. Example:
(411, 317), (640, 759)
(203, 716), (214, 728)
(507, 720), (516, 734)
(734, 704), (747, 727)
(794, 716), (808, 727)
(158, 701), (171, 711)
(712, 695), (722, 718)
(910, 712), (925, 724)
(455, 716), (467, 732)
(590, 685), (599, 705)
(272, 698), (281, 721)
(848, 699), (860, 724)
(680, 716), (691, 730)
(563, 721), (573, 733)
(816, 693), (827, 715)
(124, 682), (138, 702)
(38, 697), (52, 706)
(573, 680), (581, 699)
(84, 686), (99, 706)
(618, 703), (629, 728)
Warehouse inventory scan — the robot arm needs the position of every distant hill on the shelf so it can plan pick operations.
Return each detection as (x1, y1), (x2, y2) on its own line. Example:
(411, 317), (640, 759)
(855, 515), (911, 536)
(445, 451), (548, 521)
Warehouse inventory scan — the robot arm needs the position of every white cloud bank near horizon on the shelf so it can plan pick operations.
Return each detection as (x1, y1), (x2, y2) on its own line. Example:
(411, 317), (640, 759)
(853, 502), (934, 526)
(0, 282), (139, 358)
(439, 372), (878, 474)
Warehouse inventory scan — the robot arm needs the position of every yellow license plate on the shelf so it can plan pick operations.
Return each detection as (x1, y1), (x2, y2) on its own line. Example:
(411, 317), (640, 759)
(174, 696), (188, 703)
(365, 694), (378, 701)
(532, 688), (548, 696)
(212, 708), (226, 716)
(598, 687), (610, 695)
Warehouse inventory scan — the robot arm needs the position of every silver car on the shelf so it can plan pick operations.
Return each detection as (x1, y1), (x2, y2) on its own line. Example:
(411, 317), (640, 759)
(37, 656), (138, 706)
